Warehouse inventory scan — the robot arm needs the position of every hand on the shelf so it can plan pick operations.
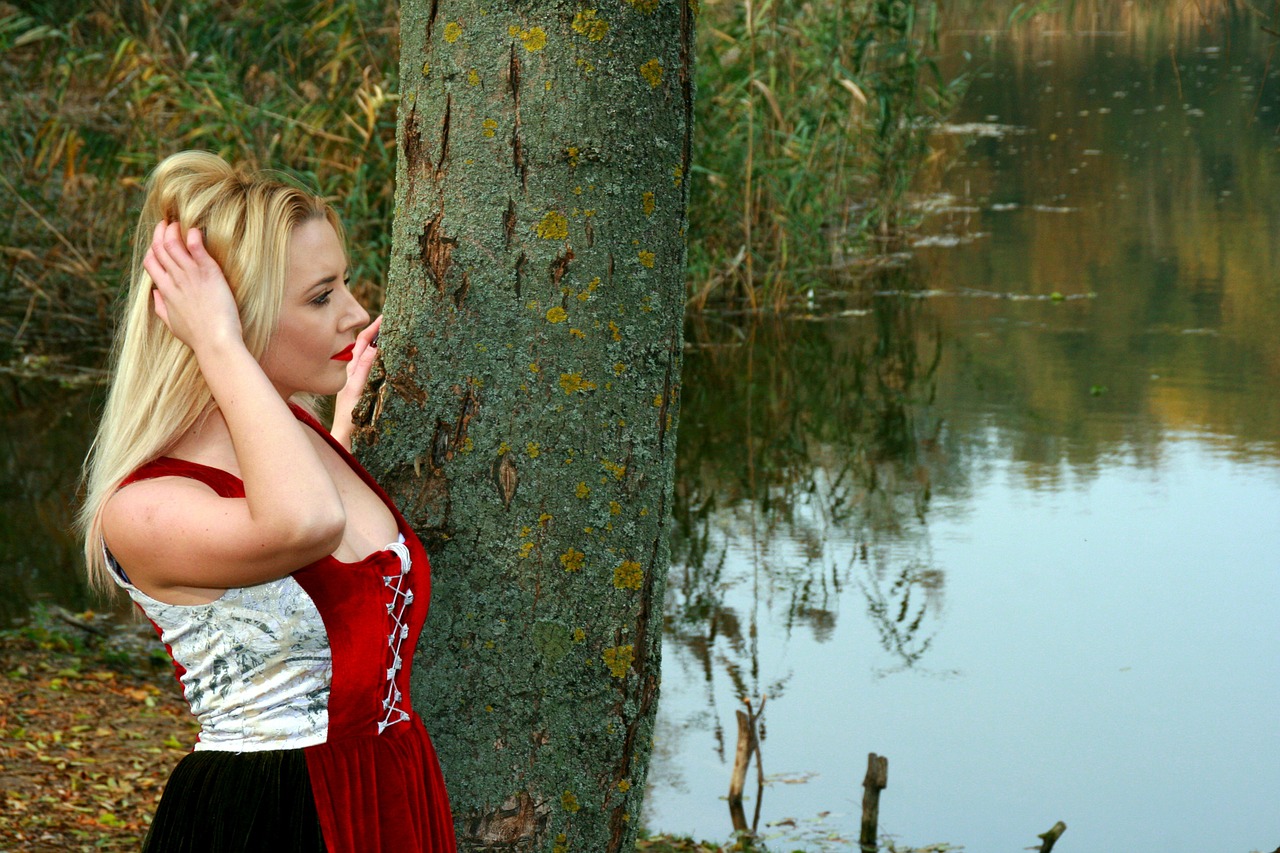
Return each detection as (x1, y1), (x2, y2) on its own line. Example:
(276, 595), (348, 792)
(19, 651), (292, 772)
(143, 221), (243, 352)
(331, 314), (382, 450)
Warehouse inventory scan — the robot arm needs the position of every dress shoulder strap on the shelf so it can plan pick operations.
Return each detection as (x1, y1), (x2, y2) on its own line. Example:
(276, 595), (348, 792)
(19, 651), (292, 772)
(120, 457), (246, 499)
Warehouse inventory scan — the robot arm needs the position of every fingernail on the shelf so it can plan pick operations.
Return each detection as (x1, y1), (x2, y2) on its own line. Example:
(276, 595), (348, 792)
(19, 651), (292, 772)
(370, 332), (379, 348)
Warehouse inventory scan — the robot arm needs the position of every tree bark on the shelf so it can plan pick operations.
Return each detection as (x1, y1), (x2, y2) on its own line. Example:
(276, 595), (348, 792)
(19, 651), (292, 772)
(355, 3), (694, 851)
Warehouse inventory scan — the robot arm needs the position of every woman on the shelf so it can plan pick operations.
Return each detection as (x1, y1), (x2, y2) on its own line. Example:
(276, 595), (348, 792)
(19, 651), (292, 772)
(78, 151), (456, 852)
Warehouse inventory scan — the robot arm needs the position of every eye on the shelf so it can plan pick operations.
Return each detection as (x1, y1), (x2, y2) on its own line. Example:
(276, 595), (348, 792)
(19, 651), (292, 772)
(311, 289), (333, 306)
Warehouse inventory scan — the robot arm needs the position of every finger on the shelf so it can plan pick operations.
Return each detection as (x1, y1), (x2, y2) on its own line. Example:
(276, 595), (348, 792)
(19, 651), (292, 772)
(142, 248), (167, 288)
(150, 222), (176, 272)
(348, 315), (382, 367)
(162, 221), (194, 273)
(185, 224), (209, 263)
(152, 287), (169, 326)
(357, 314), (383, 346)
(347, 338), (378, 381)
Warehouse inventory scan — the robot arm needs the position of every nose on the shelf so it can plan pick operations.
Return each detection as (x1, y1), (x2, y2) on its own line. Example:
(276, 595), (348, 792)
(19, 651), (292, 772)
(339, 285), (371, 332)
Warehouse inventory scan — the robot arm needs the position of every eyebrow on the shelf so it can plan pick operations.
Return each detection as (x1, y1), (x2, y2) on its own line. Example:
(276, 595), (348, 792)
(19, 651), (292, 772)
(304, 269), (349, 294)
(306, 275), (339, 292)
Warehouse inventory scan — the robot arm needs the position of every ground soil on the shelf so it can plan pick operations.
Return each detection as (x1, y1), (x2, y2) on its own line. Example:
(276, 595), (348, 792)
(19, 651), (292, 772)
(0, 611), (720, 853)
(0, 613), (196, 851)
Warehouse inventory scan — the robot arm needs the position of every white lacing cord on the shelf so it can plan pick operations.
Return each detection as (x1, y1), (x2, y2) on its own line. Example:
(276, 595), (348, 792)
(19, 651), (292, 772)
(376, 541), (414, 735)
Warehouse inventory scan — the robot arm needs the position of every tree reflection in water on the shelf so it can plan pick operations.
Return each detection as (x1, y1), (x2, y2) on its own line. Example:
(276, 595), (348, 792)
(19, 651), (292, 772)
(668, 265), (948, 752)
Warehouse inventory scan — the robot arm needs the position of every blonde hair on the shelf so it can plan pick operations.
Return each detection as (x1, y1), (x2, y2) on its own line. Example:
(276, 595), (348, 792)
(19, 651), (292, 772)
(79, 150), (343, 595)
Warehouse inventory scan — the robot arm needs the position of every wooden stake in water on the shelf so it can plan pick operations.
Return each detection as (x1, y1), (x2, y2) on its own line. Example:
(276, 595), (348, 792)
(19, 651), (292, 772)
(860, 752), (888, 852)
(727, 696), (766, 834)
(1038, 821), (1067, 852)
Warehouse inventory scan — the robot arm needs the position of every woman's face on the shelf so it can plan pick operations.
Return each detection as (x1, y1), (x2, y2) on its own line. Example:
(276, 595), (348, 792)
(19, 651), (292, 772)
(259, 218), (370, 399)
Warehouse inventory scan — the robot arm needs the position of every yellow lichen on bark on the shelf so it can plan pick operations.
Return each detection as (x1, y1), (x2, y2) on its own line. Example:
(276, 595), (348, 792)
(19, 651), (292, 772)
(601, 645), (635, 678)
(510, 25), (548, 51)
(536, 211), (569, 239)
(613, 560), (643, 590)
(572, 9), (610, 41)
(640, 58), (664, 88)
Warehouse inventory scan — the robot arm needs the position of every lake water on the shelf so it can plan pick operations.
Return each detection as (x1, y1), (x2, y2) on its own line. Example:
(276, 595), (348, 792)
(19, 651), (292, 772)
(641, 4), (1280, 852)
(3, 4), (1279, 852)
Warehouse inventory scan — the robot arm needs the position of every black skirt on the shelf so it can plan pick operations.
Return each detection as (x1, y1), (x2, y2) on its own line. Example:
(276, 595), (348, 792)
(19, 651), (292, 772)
(143, 748), (327, 852)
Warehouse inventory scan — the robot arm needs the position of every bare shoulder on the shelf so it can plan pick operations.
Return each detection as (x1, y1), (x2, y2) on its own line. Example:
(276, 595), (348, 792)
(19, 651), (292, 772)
(101, 469), (332, 599)
(101, 476), (228, 574)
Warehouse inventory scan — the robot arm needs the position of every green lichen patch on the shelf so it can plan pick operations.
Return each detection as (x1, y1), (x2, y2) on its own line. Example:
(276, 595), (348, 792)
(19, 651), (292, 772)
(532, 621), (571, 664)
(443, 21), (463, 43)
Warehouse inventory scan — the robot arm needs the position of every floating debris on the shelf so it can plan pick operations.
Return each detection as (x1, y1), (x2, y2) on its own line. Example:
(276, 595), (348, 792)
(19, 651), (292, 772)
(875, 288), (1096, 302)
(912, 233), (989, 248)
(934, 121), (1029, 138)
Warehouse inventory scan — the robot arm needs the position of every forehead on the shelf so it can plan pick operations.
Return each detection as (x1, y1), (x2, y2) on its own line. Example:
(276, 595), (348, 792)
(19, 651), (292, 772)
(286, 219), (345, 290)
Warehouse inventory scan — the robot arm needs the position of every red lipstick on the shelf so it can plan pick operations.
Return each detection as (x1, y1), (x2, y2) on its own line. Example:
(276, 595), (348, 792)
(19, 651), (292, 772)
(331, 343), (355, 362)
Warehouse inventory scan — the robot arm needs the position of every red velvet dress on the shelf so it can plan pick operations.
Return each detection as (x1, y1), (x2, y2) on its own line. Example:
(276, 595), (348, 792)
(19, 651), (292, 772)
(109, 407), (455, 852)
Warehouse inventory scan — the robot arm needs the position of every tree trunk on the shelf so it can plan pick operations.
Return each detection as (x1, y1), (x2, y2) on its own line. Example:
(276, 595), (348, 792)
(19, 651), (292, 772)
(354, 3), (694, 851)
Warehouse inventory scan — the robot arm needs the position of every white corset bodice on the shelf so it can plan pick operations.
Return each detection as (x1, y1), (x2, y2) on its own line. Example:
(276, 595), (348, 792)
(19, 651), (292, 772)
(112, 563), (333, 752)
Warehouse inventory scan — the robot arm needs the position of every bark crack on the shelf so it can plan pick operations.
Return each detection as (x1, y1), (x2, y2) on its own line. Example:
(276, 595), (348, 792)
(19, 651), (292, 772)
(503, 197), (517, 250)
(515, 251), (527, 300)
(509, 45), (527, 189)
(436, 93), (452, 179)
(549, 245), (574, 288)
(420, 212), (457, 294)
(425, 0), (439, 41)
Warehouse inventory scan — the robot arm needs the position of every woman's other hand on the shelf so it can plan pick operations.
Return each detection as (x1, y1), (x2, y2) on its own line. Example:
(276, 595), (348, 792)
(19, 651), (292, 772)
(144, 221), (243, 353)
(331, 313), (382, 450)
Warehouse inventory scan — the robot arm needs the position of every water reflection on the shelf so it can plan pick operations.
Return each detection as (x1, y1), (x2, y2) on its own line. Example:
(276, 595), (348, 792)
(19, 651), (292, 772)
(648, 3), (1280, 850)
(671, 275), (947, 667)
(0, 378), (102, 625)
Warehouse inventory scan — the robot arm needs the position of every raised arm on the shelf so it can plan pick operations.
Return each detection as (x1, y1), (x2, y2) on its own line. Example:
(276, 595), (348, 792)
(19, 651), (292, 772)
(103, 222), (346, 598)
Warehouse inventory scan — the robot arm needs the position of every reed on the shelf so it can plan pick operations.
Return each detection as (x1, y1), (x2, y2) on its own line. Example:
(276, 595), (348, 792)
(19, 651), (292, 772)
(688, 0), (964, 311)
(0, 0), (399, 359)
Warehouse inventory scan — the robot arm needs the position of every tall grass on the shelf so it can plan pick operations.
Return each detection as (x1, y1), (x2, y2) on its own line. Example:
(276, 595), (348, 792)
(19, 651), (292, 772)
(0, 0), (961, 367)
(0, 0), (399, 363)
(688, 0), (965, 311)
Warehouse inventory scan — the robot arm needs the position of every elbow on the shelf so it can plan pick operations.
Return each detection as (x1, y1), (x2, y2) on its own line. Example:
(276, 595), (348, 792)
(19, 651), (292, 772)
(277, 505), (346, 561)
(306, 507), (347, 556)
